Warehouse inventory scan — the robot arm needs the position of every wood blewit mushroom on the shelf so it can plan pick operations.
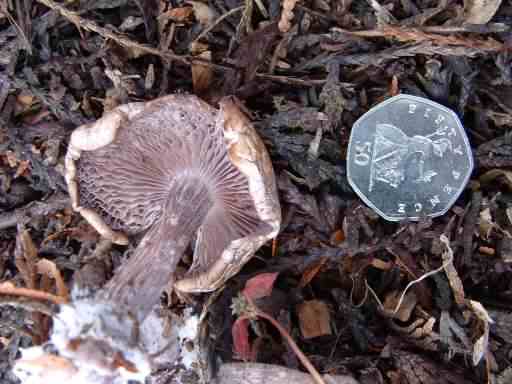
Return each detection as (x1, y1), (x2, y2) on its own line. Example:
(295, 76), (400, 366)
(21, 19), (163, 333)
(68, 94), (281, 320)
(14, 95), (281, 384)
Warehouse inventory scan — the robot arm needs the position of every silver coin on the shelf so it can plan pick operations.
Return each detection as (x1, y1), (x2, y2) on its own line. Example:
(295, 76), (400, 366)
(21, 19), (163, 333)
(347, 94), (474, 222)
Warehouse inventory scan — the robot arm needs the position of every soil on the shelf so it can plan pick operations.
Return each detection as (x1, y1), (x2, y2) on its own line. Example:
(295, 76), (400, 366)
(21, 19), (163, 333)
(1, 0), (512, 383)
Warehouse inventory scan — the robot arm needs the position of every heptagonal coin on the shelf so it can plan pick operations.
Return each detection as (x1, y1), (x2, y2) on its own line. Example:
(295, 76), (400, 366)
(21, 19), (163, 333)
(347, 94), (474, 222)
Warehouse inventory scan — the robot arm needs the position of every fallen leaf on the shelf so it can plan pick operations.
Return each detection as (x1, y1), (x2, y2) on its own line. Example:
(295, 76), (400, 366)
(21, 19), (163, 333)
(298, 258), (327, 288)
(227, 23), (280, 87)
(232, 317), (253, 361)
(468, 300), (493, 366)
(161, 7), (194, 22)
(16, 92), (35, 109)
(242, 272), (279, 300)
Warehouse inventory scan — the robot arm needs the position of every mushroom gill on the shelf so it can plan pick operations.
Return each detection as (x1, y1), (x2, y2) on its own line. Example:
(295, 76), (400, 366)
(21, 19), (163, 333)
(75, 95), (279, 321)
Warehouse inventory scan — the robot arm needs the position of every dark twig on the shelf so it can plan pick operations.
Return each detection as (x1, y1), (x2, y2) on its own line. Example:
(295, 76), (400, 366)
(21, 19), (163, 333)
(0, 282), (67, 305)
(35, 0), (193, 65)
(333, 25), (507, 53)
(35, 0), (318, 87)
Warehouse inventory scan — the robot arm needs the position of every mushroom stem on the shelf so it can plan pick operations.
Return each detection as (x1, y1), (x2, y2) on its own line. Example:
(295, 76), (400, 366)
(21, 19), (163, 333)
(97, 176), (214, 322)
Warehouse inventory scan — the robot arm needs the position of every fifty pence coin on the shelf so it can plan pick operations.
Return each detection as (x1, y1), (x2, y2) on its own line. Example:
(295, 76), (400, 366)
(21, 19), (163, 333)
(347, 94), (474, 222)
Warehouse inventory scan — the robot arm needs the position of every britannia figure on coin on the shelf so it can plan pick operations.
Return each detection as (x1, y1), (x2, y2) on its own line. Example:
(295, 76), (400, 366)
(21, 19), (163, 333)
(369, 123), (453, 192)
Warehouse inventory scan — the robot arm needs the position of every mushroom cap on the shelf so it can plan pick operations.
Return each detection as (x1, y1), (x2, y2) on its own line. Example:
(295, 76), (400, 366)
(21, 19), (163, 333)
(73, 94), (280, 313)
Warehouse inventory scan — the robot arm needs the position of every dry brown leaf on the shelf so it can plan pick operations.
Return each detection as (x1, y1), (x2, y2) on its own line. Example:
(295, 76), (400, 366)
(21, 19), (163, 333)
(16, 92), (35, 109)
(370, 258), (392, 270)
(161, 7), (194, 22)
(299, 258), (327, 288)
(296, 300), (331, 339)
(464, 0), (502, 24)
(468, 300), (493, 366)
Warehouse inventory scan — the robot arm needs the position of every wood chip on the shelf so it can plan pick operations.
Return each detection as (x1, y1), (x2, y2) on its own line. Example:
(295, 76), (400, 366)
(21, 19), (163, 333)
(383, 290), (417, 322)
(297, 300), (331, 339)
(191, 51), (213, 95)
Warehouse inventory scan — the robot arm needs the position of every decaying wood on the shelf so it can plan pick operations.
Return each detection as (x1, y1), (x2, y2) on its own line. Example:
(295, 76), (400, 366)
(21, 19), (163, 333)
(214, 363), (360, 384)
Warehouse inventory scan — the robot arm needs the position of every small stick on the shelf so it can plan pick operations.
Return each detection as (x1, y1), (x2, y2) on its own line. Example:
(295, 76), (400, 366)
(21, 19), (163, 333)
(254, 311), (327, 384)
(193, 6), (244, 44)
(0, 282), (67, 304)
(34, 0), (326, 87)
(244, 296), (326, 384)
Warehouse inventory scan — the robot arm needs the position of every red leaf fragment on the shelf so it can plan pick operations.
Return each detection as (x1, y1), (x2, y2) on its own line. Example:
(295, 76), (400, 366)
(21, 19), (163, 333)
(242, 272), (279, 300)
(232, 317), (252, 361)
